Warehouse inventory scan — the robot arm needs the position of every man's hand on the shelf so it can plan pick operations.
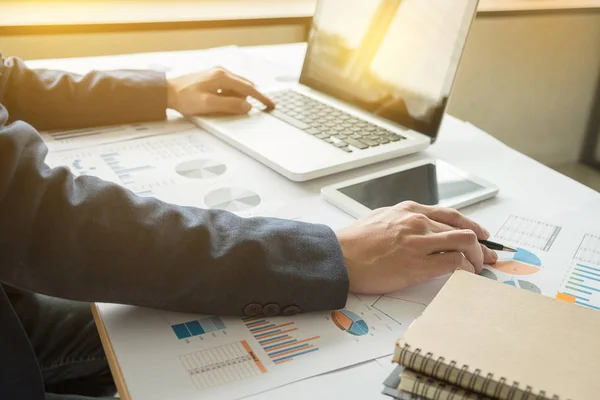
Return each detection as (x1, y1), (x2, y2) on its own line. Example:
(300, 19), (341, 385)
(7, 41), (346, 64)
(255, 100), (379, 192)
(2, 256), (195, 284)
(334, 201), (498, 294)
(166, 67), (275, 116)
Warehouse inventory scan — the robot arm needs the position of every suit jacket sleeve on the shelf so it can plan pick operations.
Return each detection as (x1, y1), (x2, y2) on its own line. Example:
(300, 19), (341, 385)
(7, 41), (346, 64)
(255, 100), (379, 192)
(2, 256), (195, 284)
(0, 55), (349, 316)
(0, 55), (167, 130)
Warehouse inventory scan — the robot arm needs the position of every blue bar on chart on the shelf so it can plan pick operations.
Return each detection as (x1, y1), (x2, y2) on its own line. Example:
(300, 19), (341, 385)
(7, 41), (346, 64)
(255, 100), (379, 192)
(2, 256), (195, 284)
(557, 263), (600, 311)
(242, 316), (320, 365)
(172, 316), (227, 340)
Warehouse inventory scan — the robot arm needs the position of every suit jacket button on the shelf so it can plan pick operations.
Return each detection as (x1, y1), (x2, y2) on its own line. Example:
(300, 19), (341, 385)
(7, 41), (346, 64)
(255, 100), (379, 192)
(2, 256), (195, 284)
(244, 303), (263, 316)
(282, 305), (301, 316)
(263, 303), (281, 317)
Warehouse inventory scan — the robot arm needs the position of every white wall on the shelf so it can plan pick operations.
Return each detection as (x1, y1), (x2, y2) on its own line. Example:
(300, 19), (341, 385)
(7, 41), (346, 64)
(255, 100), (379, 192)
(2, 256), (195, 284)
(448, 11), (600, 165)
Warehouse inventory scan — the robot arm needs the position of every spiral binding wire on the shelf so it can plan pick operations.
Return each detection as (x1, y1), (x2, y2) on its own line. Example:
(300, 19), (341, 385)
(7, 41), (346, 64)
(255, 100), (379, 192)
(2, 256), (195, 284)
(397, 343), (562, 400)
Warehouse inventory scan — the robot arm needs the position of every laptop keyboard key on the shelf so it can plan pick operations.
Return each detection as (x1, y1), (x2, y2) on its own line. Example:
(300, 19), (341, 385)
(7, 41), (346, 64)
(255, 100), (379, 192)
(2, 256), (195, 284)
(345, 138), (369, 150)
(361, 138), (379, 147)
(268, 109), (310, 130)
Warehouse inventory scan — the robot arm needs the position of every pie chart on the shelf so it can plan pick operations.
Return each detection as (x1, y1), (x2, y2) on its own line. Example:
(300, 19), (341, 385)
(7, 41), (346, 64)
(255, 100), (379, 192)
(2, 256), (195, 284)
(175, 159), (227, 179)
(504, 279), (541, 294)
(204, 187), (261, 212)
(480, 268), (541, 294)
(331, 310), (369, 336)
(491, 248), (542, 275)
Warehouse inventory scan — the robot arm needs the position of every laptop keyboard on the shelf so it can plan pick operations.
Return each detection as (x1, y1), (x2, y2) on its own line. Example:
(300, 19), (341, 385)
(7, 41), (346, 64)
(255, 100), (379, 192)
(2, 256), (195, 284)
(249, 90), (406, 153)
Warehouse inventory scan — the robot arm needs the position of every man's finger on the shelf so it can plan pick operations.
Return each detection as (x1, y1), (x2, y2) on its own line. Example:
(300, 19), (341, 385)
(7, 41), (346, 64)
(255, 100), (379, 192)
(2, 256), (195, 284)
(202, 93), (252, 115)
(219, 89), (248, 99)
(423, 252), (476, 278)
(218, 73), (275, 109)
(408, 204), (490, 240)
(426, 229), (485, 273)
(227, 71), (255, 87)
(421, 220), (497, 265)
(427, 219), (454, 234)
(482, 244), (499, 265)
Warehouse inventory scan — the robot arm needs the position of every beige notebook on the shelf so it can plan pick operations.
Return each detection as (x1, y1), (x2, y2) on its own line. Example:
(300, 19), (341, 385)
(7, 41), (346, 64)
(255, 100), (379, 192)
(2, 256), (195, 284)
(399, 368), (491, 400)
(393, 270), (600, 400)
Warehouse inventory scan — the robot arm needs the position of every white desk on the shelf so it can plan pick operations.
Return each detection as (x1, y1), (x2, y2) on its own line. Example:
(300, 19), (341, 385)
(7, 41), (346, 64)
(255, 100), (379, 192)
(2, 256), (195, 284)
(27, 43), (600, 399)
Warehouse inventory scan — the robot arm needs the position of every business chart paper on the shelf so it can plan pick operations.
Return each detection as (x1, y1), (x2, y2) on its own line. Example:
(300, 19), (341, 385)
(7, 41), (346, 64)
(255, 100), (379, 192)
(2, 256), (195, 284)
(97, 292), (423, 400)
(44, 130), (300, 219)
(386, 213), (600, 312)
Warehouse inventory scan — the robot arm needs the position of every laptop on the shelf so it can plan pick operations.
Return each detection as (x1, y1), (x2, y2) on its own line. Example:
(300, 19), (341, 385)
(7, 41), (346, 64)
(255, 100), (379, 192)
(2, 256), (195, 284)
(193, 0), (480, 182)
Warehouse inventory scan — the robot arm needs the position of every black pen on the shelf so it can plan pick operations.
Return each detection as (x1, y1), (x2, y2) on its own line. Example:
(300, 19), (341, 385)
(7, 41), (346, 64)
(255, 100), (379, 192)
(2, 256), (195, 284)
(479, 239), (517, 252)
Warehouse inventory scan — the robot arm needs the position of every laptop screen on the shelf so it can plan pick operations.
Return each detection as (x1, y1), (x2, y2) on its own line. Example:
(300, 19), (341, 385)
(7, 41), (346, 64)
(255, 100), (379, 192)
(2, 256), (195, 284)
(299, 0), (479, 140)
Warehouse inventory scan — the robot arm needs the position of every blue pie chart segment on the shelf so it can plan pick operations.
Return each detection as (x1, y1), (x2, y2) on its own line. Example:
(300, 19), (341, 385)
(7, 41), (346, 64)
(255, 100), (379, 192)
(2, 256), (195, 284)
(331, 310), (369, 336)
(350, 319), (369, 336)
(514, 248), (542, 266)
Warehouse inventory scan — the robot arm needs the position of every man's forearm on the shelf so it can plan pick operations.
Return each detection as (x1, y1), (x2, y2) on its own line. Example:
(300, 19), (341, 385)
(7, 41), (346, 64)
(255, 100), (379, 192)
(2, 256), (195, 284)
(0, 54), (167, 131)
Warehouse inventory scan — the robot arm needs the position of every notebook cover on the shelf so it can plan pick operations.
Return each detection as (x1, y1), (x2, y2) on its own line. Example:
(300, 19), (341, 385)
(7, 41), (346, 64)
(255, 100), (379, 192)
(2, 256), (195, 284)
(394, 270), (600, 400)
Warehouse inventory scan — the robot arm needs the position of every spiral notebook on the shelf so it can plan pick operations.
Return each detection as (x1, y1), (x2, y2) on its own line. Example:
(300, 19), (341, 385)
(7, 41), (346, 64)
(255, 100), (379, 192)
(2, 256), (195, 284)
(397, 368), (490, 400)
(383, 364), (489, 400)
(392, 270), (600, 400)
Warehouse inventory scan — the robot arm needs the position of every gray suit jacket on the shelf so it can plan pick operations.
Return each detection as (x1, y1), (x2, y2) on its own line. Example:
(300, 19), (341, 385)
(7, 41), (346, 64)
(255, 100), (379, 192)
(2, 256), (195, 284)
(0, 54), (348, 400)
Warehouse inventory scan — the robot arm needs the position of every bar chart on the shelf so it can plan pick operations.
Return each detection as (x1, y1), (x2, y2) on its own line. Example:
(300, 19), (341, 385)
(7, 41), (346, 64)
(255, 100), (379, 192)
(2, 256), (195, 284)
(495, 215), (562, 251)
(180, 340), (267, 390)
(97, 134), (211, 196)
(242, 317), (320, 365)
(556, 262), (600, 311)
(172, 316), (227, 340)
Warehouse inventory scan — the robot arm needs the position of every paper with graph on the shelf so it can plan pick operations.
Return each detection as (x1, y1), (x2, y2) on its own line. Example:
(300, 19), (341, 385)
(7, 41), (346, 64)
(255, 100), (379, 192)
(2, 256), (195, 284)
(97, 293), (424, 400)
(44, 129), (302, 220)
(478, 214), (600, 310)
(385, 213), (600, 313)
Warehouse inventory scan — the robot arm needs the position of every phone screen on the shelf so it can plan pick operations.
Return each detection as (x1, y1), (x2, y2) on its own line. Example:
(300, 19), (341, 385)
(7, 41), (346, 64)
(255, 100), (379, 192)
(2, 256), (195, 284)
(338, 163), (484, 209)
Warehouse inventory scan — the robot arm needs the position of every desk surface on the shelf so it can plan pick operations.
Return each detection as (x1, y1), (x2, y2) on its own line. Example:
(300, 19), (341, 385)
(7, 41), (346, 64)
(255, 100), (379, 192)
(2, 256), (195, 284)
(1, 0), (599, 33)
(33, 44), (600, 400)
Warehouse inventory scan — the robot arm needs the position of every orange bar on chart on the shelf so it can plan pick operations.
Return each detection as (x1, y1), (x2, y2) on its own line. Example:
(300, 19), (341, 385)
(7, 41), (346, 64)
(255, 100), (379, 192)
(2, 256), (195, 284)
(251, 322), (294, 334)
(266, 336), (321, 352)
(556, 292), (576, 304)
(242, 340), (268, 373)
